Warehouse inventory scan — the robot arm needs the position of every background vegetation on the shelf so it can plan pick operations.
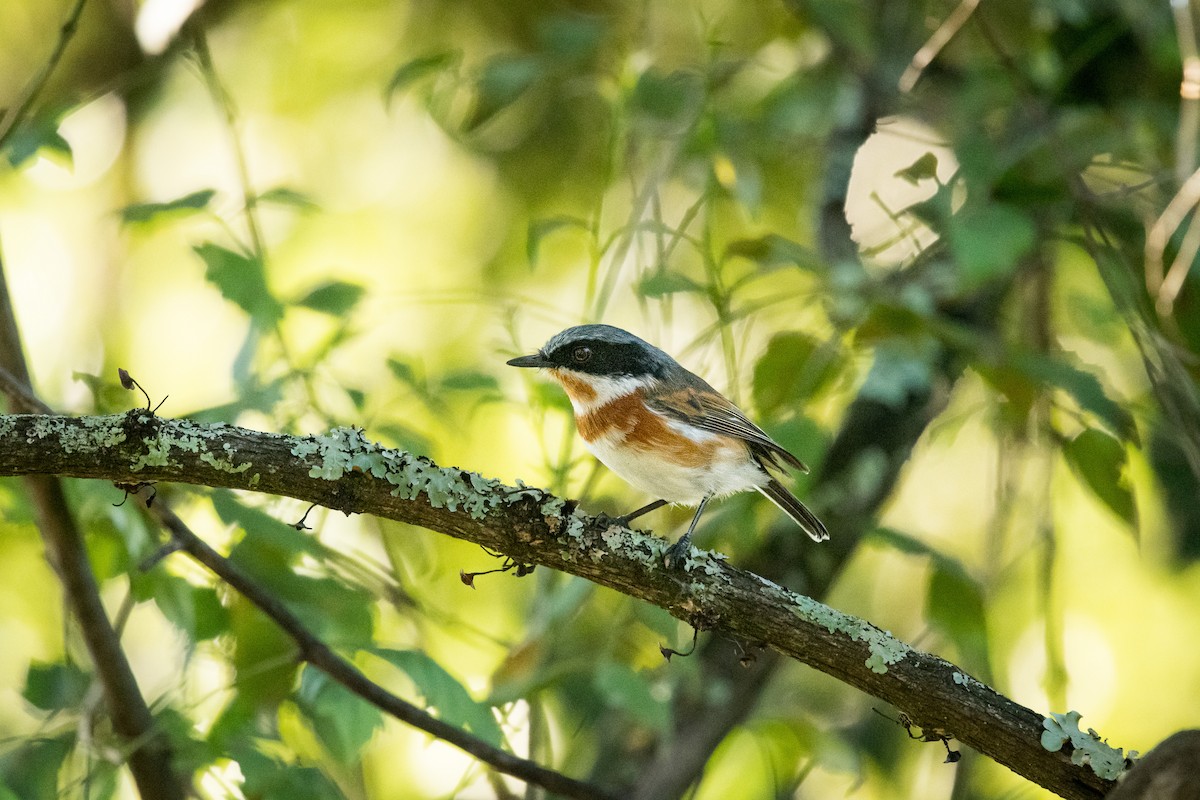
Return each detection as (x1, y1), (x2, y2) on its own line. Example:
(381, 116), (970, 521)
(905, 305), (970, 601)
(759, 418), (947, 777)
(0, 0), (1197, 798)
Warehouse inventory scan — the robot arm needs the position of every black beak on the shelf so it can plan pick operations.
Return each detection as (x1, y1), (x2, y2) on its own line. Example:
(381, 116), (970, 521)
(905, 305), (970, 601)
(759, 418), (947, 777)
(506, 352), (551, 368)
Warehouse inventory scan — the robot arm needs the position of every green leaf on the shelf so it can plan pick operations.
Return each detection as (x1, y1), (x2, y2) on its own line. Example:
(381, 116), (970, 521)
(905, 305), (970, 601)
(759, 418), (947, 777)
(724, 234), (823, 272)
(894, 152), (940, 185)
(1063, 428), (1136, 526)
(141, 574), (229, 642)
(947, 203), (1036, 285)
(2, 114), (71, 168)
(22, 661), (90, 711)
(536, 12), (605, 63)
(593, 661), (669, 731)
(631, 68), (704, 127)
(386, 51), (459, 100)
(0, 735), (72, 800)
(372, 648), (504, 746)
(295, 280), (365, 316)
(527, 215), (589, 267)
(927, 563), (990, 670)
(441, 370), (500, 393)
(753, 332), (841, 413)
(120, 189), (216, 224)
(256, 186), (317, 210)
(193, 243), (282, 327)
(217, 492), (373, 647)
(466, 54), (544, 130)
(1012, 351), (1136, 441)
(296, 667), (383, 764)
(635, 268), (701, 298)
(236, 746), (344, 800)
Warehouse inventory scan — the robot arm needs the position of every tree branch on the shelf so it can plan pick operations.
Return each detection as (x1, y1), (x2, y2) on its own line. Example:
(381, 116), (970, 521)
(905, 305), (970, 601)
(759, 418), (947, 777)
(0, 412), (1121, 800)
(0, 255), (186, 799)
(145, 503), (616, 800)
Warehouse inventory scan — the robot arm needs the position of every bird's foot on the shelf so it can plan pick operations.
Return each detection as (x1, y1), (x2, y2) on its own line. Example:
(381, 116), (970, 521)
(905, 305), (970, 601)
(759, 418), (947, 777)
(663, 535), (694, 569)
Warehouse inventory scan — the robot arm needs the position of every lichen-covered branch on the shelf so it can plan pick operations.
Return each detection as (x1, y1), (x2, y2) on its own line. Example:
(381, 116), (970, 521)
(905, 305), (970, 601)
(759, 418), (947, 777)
(0, 412), (1120, 800)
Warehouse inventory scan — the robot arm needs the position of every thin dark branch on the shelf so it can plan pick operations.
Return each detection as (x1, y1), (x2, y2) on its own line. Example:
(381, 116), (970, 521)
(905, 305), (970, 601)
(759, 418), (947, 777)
(0, 410), (1122, 800)
(147, 504), (617, 800)
(0, 0), (89, 148)
(0, 247), (186, 798)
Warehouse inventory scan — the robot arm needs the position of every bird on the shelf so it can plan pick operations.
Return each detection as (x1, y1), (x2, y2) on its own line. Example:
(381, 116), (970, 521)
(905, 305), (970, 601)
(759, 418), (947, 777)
(506, 324), (828, 567)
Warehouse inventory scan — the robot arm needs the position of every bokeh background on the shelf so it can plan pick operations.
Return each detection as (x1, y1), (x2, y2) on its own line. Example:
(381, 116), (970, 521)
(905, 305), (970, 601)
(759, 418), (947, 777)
(1, 0), (1198, 798)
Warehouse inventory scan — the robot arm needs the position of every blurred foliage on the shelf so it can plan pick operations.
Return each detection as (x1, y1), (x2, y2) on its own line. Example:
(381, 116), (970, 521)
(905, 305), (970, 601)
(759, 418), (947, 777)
(1, 0), (1200, 798)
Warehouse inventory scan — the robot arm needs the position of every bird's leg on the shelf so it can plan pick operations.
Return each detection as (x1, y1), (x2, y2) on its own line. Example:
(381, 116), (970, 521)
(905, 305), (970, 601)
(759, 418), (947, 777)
(613, 498), (668, 527)
(663, 493), (712, 568)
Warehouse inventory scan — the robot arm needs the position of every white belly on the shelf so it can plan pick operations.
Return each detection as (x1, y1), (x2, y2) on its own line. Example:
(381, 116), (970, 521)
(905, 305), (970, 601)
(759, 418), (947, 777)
(585, 432), (769, 506)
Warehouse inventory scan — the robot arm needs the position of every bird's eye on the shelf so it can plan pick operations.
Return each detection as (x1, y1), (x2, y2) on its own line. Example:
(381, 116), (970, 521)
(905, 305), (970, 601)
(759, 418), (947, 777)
(572, 346), (592, 363)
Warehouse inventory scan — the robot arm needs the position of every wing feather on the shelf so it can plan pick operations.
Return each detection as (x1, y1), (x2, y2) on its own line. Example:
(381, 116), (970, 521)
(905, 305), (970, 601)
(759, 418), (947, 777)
(646, 384), (809, 473)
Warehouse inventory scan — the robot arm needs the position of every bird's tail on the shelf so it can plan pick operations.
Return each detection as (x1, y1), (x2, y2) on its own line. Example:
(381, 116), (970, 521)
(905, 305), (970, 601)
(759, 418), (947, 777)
(757, 478), (829, 542)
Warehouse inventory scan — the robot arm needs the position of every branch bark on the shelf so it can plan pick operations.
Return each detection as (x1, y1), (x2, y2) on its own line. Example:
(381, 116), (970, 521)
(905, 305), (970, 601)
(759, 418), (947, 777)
(0, 412), (1119, 800)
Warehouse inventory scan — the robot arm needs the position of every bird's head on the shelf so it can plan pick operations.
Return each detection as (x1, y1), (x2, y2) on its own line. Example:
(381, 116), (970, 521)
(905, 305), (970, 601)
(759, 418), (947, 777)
(506, 324), (675, 409)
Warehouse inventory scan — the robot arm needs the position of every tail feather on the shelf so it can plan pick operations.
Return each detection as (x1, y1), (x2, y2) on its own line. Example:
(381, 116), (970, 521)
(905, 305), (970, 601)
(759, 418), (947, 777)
(757, 478), (829, 542)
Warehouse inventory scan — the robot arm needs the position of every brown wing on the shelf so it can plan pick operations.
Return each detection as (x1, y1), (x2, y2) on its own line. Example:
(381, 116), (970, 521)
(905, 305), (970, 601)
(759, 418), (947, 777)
(646, 384), (809, 473)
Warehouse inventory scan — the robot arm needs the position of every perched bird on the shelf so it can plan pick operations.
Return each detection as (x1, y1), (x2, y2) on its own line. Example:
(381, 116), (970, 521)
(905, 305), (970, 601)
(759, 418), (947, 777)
(507, 324), (828, 566)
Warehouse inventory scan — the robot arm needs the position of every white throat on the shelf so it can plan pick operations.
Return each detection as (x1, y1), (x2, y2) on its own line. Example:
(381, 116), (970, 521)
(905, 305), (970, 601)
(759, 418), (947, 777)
(563, 372), (657, 413)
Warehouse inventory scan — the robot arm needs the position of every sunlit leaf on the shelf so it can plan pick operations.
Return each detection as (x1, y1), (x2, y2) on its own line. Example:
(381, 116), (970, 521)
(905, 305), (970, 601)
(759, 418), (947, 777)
(22, 662), (89, 711)
(0, 735), (72, 800)
(441, 370), (500, 393)
(296, 667), (383, 765)
(256, 186), (317, 210)
(295, 280), (365, 316)
(120, 189), (216, 224)
(947, 203), (1036, 285)
(1012, 351), (1136, 441)
(372, 648), (505, 746)
(753, 332), (841, 413)
(636, 268), (700, 298)
(724, 234), (823, 272)
(465, 53), (544, 130)
(193, 242), (282, 327)
(386, 51), (459, 100)
(2, 114), (71, 169)
(236, 746), (344, 800)
(1063, 428), (1136, 526)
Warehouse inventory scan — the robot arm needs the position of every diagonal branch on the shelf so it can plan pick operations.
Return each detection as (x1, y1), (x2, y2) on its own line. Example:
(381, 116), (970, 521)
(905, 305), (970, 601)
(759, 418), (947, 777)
(146, 503), (617, 800)
(0, 411), (1122, 800)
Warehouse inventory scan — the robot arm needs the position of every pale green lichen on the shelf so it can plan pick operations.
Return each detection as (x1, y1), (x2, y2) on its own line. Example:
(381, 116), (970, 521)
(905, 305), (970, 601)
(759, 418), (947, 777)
(1041, 711), (1136, 781)
(199, 451), (252, 474)
(744, 574), (911, 674)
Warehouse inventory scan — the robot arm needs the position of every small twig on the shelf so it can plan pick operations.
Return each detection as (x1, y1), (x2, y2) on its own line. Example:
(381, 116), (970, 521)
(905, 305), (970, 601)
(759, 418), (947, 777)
(293, 502), (319, 530)
(117, 368), (167, 414)
(1173, 0), (1200, 183)
(659, 626), (699, 661)
(112, 480), (157, 508)
(0, 0), (88, 149)
(872, 708), (961, 763)
(899, 0), (982, 93)
(460, 551), (536, 588)
(146, 503), (617, 800)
